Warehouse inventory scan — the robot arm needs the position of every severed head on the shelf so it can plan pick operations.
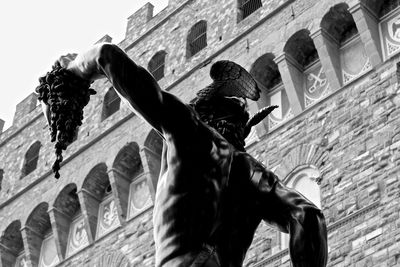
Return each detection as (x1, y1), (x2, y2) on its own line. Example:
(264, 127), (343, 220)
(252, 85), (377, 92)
(35, 61), (96, 178)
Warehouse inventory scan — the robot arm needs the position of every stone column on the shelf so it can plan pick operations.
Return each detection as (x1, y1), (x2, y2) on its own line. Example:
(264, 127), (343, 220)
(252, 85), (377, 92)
(274, 53), (303, 115)
(48, 207), (69, 260)
(349, 2), (383, 67)
(311, 29), (342, 91)
(20, 226), (42, 267)
(140, 149), (158, 201)
(108, 168), (131, 223)
(77, 189), (97, 242)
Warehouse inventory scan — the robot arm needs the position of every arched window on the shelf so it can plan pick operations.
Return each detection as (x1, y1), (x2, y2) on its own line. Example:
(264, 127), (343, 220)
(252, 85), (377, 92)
(379, 0), (400, 16)
(101, 87), (121, 120)
(0, 221), (25, 267)
(237, 0), (262, 21)
(144, 129), (163, 193)
(25, 203), (60, 267)
(187, 21), (207, 58)
(364, 0), (400, 59)
(81, 163), (120, 239)
(53, 184), (89, 258)
(284, 30), (331, 108)
(148, 51), (167, 81)
(21, 141), (41, 177)
(281, 167), (321, 249)
(250, 53), (293, 130)
(321, 3), (372, 85)
(111, 142), (150, 220)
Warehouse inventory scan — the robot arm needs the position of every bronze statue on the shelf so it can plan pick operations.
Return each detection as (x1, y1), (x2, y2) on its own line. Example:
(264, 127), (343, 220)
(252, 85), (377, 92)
(36, 44), (328, 267)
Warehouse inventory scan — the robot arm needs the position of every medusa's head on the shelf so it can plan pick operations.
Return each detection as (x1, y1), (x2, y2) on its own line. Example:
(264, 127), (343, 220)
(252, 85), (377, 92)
(36, 61), (96, 178)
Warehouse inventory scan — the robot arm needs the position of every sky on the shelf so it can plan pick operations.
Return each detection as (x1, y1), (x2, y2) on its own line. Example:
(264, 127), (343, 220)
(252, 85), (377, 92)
(0, 0), (168, 130)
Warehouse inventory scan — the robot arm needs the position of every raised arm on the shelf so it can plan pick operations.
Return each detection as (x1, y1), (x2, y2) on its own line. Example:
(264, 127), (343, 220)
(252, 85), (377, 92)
(38, 44), (213, 178)
(58, 43), (191, 135)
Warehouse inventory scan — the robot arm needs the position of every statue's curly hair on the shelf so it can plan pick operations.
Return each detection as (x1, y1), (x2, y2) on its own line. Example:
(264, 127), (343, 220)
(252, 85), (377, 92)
(35, 62), (96, 178)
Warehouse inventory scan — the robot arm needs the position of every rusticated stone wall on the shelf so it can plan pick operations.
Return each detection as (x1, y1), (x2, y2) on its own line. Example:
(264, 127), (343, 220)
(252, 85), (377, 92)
(0, 0), (399, 266)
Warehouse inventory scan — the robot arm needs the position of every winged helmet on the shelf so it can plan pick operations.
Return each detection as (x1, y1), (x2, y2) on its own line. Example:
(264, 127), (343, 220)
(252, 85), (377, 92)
(193, 60), (278, 139)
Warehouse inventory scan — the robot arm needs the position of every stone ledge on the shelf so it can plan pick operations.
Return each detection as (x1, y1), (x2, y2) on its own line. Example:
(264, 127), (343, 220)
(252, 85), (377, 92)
(327, 200), (380, 232)
(253, 248), (288, 267)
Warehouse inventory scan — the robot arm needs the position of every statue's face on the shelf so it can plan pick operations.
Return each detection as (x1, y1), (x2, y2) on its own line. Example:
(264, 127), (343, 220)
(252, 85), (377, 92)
(223, 96), (247, 112)
(213, 96), (248, 123)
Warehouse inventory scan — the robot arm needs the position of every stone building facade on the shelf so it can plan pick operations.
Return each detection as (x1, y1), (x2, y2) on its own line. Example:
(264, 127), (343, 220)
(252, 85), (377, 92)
(1, 0), (400, 266)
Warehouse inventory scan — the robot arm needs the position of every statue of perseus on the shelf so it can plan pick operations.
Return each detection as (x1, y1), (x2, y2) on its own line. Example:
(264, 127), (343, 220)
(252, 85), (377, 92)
(36, 43), (328, 267)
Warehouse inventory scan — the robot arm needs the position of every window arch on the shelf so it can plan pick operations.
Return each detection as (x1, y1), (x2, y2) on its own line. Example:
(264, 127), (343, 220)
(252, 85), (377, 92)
(187, 21), (207, 58)
(25, 203), (60, 267)
(379, 0), (400, 16)
(53, 184), (89, 258)
(81, 163), (120, 239)
(111, 142), (150, 220)
(284, 30), (331, 108)
(363, 0), (400, 59)
(148, 51), (167, 81)
(285, 168), (322, 208)
(250, 53), (292, 130)
(237, 0), (262, 21)
(281, 167), (321, 249)
(0, 220), (25, 267)
(144, 129), (163, 193)
(101, 87), (121, 121)
(21, 141), (41, 177)
(321, 3), (372, 85)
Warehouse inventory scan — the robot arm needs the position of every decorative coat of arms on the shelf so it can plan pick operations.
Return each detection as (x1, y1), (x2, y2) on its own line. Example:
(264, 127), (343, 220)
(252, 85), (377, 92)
(38, 235), (59, 267)
(96, 198), (120, 238)
(128, 175), (153, 219)
(268, 85), (293, 130)
(340, 36), (372, 85)
(66, 216), (89, 257)
(15, 254), (28, 267)
(380, 11), (400, 59)
(304, 64), (331, 108)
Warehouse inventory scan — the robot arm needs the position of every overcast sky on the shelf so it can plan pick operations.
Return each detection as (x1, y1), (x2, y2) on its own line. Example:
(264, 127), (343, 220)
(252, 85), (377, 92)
(0, 0), (168, 130)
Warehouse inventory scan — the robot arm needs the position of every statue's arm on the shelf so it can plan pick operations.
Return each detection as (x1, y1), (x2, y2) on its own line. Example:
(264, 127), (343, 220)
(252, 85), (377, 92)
(253, 168), (328, 267)
(65, 43), (195, 136)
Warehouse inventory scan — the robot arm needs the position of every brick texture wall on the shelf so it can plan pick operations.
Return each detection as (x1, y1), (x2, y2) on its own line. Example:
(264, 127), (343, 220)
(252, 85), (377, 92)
(0, 0), (399, 266)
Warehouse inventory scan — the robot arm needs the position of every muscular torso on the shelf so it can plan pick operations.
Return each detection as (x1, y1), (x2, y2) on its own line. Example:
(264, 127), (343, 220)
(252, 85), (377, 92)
(153, 114), (276, 267)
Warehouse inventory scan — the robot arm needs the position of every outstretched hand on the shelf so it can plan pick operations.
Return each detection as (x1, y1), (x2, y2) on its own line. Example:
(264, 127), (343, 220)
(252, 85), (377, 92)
(55, 44), (105, 81)
(55, 53), (89, 80)
(56, 53), (78, 68)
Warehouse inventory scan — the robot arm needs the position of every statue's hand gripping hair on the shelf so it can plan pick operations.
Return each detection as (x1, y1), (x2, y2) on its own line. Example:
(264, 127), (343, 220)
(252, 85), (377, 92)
(37, 45), (277, 177)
